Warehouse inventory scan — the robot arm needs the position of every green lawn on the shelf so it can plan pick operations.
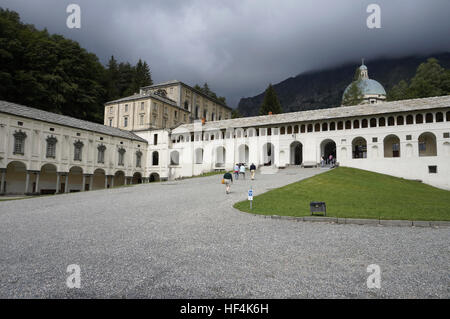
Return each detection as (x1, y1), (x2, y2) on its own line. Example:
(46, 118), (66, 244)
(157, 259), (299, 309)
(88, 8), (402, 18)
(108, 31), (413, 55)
(234, 167), (450, 221)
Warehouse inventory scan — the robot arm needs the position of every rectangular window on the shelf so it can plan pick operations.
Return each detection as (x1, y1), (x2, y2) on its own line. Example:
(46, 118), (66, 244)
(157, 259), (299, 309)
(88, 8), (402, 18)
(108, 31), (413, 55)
(372, 137), (378, 143)
(154, 134), (158, 145)
(46, 142), (56, 158)
(109, 119), (112, 126)
(74, 146), (82, 161)
(14, 137), (25, 154)
(174, 111), (178, 119)
(125, 104), (128, 112)
(141, 102), (144, 111)
(110, 107), (113, 114)
(136, 154), (142, 168)
(444, 132), (449, 138)
(140, 115), (144, 125)
(406, 135), (412, 140)
(98, 149), (105, 163)
(428, 166), (437, 174)
(124, 117), (128, 127)
(13, 132), (26, 155)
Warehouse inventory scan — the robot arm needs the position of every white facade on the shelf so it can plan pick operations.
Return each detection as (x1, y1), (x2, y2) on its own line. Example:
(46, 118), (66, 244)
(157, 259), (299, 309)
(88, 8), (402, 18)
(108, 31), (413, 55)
(0, 104), (148, 195)
(1, 95), (450, 194)
(159, 96), (450, 190)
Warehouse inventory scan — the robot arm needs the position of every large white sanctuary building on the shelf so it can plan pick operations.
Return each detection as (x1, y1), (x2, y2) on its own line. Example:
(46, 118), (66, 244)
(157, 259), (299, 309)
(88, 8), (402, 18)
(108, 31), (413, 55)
(1, 79), (450, 195)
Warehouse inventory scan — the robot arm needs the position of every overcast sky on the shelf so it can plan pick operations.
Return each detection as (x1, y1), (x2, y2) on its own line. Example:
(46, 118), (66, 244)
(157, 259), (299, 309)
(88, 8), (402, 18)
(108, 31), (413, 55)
(1, 0), (450, 107)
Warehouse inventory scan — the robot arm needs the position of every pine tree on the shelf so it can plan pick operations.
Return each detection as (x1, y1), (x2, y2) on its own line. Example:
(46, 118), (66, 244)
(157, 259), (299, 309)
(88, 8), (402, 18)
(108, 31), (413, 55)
(387, 58), (450, 101)
(408, 58), (448, 98)
(231, 109), (242, 118)
(342, 80), (364, 106)
(259, 84), (283, 115)
(387, 80), (409, 101)
(106, 56), (120, 100)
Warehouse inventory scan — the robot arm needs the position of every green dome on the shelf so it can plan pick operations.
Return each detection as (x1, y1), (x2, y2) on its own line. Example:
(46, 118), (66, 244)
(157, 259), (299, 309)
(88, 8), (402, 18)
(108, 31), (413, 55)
(343, 79), (386, 99)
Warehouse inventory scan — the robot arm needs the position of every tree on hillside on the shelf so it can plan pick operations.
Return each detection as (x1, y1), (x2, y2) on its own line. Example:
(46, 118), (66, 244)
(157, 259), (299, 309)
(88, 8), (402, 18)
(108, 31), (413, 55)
(387, 80), (409, 101)
(259, 84), (283, 115)
(388, 58), (450, 101)
(231, 109), (242, 119)
(342, 80), (364, 106)
(130, 59), (152, 93)
(193, 82), (227, 104)
(0, 8), (156, 123)
(105, 56), (120, 100)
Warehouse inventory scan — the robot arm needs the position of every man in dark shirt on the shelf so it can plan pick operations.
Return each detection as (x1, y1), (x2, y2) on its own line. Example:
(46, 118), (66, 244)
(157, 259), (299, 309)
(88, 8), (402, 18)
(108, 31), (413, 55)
(250, 163), (256, 180)
(223, 171), (233, 194)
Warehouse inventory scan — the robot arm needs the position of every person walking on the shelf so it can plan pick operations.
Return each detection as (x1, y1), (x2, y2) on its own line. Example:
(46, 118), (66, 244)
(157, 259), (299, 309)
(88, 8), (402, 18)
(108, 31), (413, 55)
(234, 164), (240, 180)
(250, 163), (256, 180)
(223, 171), (233, 194)
(239, 163), (246, 180)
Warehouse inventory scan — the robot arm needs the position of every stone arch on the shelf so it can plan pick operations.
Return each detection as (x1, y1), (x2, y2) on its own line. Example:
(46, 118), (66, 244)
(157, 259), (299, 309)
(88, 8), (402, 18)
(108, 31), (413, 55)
(68, 166), (83, 192)
(114, 170), (126, 187)
(418, 132), (437, 157)
(149, 172), (160, 182)
(238, 144), (249, 164)
(132, 172), (142, 184)
(195, 148), (204, 164)
(262, 143), (275, 166)
(215, 146), (226, 168)
(290, 141), (303, 165)
(5, 161), (27, 194)
(384, 134), (401, 158)
(352, 137), (367, 159)
(39, 163), (58, 194)
(320, 139), (337, 163)
(416, 114), (423, 124)
(92, 168), (106, 190)
(170, 151), (180, 166)
(406, 114), (414, 124)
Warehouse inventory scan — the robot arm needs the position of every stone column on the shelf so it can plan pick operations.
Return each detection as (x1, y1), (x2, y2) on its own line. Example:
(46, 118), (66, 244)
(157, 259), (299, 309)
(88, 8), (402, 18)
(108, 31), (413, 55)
(81, 174), (86, 192)
(25, 171), (30, 194)
(0, 168), (6, 194)
(110, 175), (114, 188)
(35, 171), (40, 194)
(89, 175), (94, 191)
(64, 174), (69, 193)
(104, 175), (108, 188)
(56, 173), (60, 194)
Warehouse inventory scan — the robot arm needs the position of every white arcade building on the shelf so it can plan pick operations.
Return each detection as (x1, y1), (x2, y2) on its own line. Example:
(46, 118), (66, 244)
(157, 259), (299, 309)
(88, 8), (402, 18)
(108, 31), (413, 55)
(1, 82), (450, 194)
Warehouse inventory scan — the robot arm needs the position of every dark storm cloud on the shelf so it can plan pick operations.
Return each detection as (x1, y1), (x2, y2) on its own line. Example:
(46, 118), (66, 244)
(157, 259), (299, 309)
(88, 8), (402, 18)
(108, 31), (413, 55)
(2, 0), (450, 107)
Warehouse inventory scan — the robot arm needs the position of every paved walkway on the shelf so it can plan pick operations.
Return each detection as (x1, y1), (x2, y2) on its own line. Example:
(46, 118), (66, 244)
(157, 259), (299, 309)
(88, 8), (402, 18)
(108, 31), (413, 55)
(0, 167), (448, 298)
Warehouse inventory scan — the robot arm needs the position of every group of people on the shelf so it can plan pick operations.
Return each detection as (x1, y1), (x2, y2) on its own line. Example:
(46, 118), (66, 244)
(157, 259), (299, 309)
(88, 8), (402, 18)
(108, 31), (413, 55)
(320, 154), (335, 167)
(223, 163), (257, 194)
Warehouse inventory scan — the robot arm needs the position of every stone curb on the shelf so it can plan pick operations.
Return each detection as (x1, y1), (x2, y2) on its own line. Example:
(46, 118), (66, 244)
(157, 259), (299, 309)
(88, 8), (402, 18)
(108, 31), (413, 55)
(248, 213), (449, 228)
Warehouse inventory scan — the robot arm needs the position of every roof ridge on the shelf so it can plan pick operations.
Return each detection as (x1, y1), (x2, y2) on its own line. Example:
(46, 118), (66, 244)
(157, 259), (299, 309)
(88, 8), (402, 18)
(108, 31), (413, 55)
(0, 100), (147, 143)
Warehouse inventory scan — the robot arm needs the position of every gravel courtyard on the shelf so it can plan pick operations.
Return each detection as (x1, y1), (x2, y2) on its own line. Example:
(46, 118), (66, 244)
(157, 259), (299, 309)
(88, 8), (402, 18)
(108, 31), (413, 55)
(0, 167), (448, 298)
